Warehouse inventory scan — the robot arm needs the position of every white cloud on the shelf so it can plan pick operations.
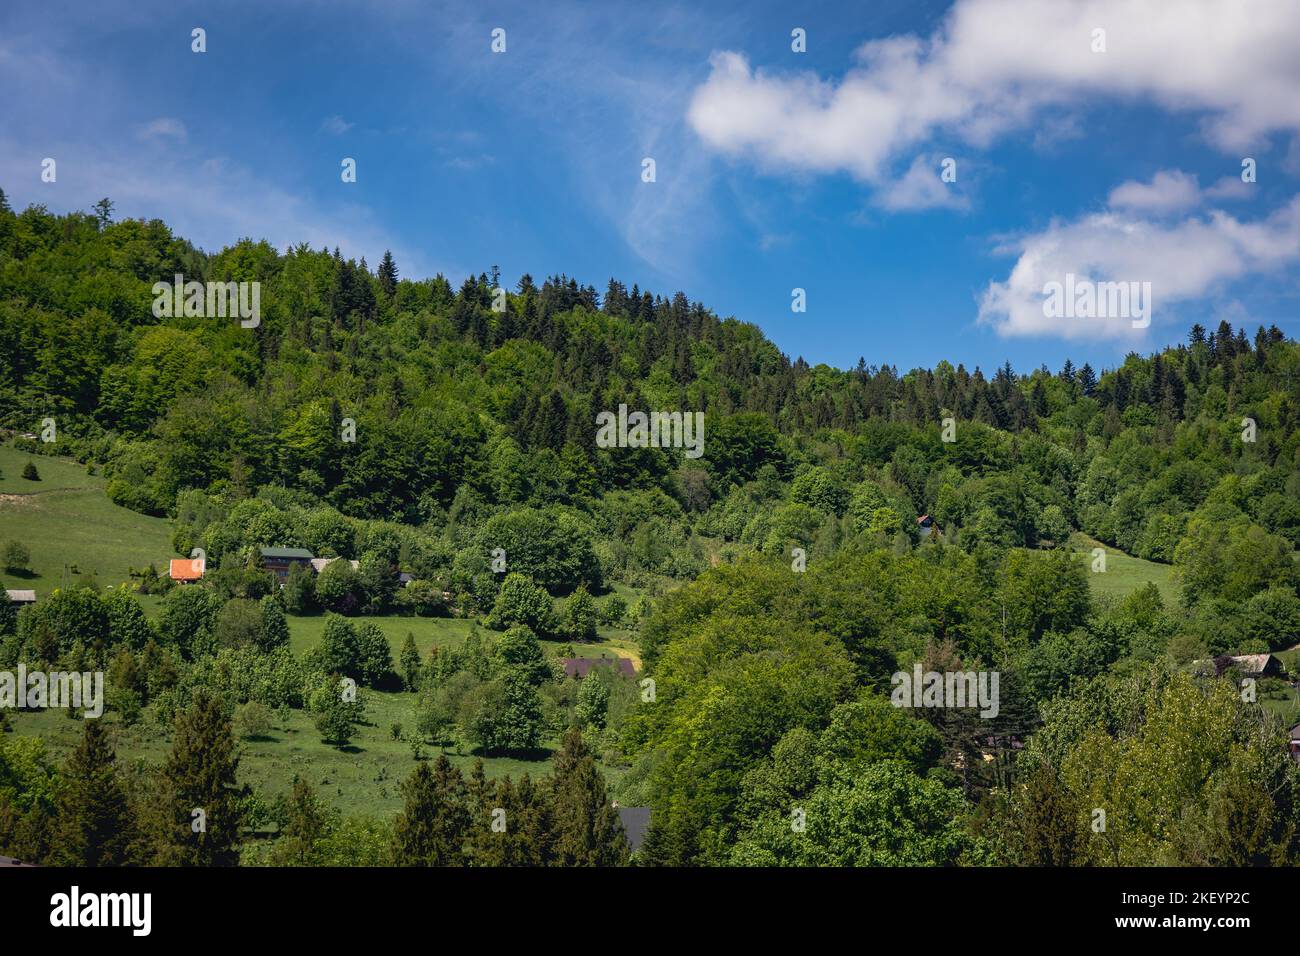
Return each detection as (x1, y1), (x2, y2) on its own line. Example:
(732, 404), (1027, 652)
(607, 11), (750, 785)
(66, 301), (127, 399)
(977, 195), (1300, 341)
(688, 0), (1300, 186)
(875, 154), (969, 212)
(319, 115), (354, 136)
(1107, 169), (1201, 214)
(1107, 169), (1255, 213)
(136, 117), (187, 143)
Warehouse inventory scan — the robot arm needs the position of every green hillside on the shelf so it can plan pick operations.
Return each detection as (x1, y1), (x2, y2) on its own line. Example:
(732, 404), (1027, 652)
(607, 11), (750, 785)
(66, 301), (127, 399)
(0, 443), (172, 597)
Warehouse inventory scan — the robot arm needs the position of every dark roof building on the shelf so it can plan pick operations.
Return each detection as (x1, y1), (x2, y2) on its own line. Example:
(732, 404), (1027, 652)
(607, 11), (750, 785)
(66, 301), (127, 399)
(616, 806), (651, 853)
(260, 546), (315, 583)
(562, 656), (636, 679)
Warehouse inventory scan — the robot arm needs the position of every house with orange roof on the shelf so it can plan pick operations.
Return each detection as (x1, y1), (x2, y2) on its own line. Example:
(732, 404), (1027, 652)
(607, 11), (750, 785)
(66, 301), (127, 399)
(168, 557), (205, 583)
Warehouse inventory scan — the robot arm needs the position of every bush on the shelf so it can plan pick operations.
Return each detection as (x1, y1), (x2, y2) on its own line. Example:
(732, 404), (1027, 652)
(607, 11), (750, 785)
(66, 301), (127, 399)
(214, 598), (265, 650)
(315, 559), (362, 614)
(484, 573), (554, 633)
(2, 540), (30, 574)
(233, 700), (274, 739)
(308, 674), (364, 746)
(557, 586), (598, 642)
(399, 579), (446, 617)
(21, 461), (39, 481)
(598, 595), (627, 627)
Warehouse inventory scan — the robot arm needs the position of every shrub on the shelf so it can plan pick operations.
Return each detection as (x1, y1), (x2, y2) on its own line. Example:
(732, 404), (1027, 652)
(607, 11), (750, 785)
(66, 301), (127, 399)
(233, 700), (274, 739)
(2, 540), (30, 574)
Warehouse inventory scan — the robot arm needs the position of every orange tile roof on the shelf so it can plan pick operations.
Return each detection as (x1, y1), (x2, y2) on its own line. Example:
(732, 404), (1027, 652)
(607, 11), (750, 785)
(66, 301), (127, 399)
(169, 558), (204, 581)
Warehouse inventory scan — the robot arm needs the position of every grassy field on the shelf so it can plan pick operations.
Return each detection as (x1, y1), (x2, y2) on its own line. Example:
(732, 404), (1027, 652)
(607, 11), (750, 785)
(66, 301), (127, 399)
(0, 444), (173, 597)
(1070, 534), (1180, 608)
(4, 692), (592, 819)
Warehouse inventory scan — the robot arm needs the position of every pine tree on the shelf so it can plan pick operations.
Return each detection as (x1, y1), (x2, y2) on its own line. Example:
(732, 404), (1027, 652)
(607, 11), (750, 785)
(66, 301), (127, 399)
(378, 250), (398, 298)
(399, 632), (423, 690)
(391, 755), (471, 865)
(51, 720), (135, 866)
(474, 773), (555, 866)
(270, 778), (328, 865)
(1004, 764), (1085, 865)
(141, 689), (244, 865)
(92, 197), (114, 227)
(1077, 362), (1097, 397)
(549, 727), (628, 866)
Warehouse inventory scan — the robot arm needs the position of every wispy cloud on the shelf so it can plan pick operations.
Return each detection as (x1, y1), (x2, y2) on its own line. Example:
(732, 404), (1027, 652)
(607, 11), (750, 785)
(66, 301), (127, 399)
(319, 115), (354, 136)
(136, 117), (187, 143)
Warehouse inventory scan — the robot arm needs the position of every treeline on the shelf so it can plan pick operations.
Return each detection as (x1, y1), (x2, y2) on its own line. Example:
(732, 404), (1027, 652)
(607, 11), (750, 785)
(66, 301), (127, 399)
(0, 700), (628, 866)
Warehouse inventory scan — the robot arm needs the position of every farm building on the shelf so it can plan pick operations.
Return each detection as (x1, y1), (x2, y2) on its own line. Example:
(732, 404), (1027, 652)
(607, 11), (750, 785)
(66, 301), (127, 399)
(309, 556), (359, 574)
(260, 546), (315, 583)
(5, 589), (36, 606)
(1290, 723), (1300, 761)
(168, 557), (205, 583)
(917, 514), (941, 538)
(1193, 654), (1283, 679)
(562, 656), (636, 679)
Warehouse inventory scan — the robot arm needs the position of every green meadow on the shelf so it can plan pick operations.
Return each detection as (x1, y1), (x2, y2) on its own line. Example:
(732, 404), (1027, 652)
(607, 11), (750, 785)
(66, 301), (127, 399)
(1071, 534), (1179, 608)
(0, 445), (172, 597)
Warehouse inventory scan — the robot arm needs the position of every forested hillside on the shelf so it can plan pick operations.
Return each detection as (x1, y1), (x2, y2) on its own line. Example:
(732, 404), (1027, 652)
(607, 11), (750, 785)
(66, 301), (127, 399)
(3, 192), (1300, 866)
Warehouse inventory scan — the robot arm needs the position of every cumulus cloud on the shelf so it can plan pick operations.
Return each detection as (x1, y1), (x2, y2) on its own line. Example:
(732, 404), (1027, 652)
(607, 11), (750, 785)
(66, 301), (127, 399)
(1107, 170), (1201, 213)
(687, 0), (1300, 190)
(875, 154), (969, 212)
(977, 194), (1300, 341)
(1107, 169), (1256, 213)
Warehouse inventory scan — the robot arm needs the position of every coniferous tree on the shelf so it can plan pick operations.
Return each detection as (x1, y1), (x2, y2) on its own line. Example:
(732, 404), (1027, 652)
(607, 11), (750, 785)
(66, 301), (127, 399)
(400, 632), (423, 690)
(51, 720), (135, 866)
(549, 727), (628, 866)
(1001, 763), (1086, 866)
(391, 754), (471, 866)
(140, 689), (245, 866)
(270, 778), (328, 866)
(1077, 362), (1097, 397)
(378, 250), (398, 298)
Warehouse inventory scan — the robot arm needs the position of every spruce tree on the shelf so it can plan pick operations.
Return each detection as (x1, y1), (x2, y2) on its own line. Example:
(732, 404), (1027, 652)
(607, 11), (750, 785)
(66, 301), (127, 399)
(391, 754), (471, 865)
(378, 250), (398, 298)
(550, 727), (628, 866)
(51, 720), (135, 866)
(271, 778), (328, 866)
(400, 632), (423, 690)
(142, 689), (245, 865)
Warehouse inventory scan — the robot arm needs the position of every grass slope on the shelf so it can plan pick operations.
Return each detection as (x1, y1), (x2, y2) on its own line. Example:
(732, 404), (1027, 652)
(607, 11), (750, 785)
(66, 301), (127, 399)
(0, 444), (173, 597)
(1071, 534), (1179, 608)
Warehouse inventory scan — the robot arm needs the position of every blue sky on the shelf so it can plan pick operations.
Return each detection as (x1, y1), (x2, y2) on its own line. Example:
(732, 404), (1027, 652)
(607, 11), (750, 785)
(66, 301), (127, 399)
(3, 0), (1299, 375)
